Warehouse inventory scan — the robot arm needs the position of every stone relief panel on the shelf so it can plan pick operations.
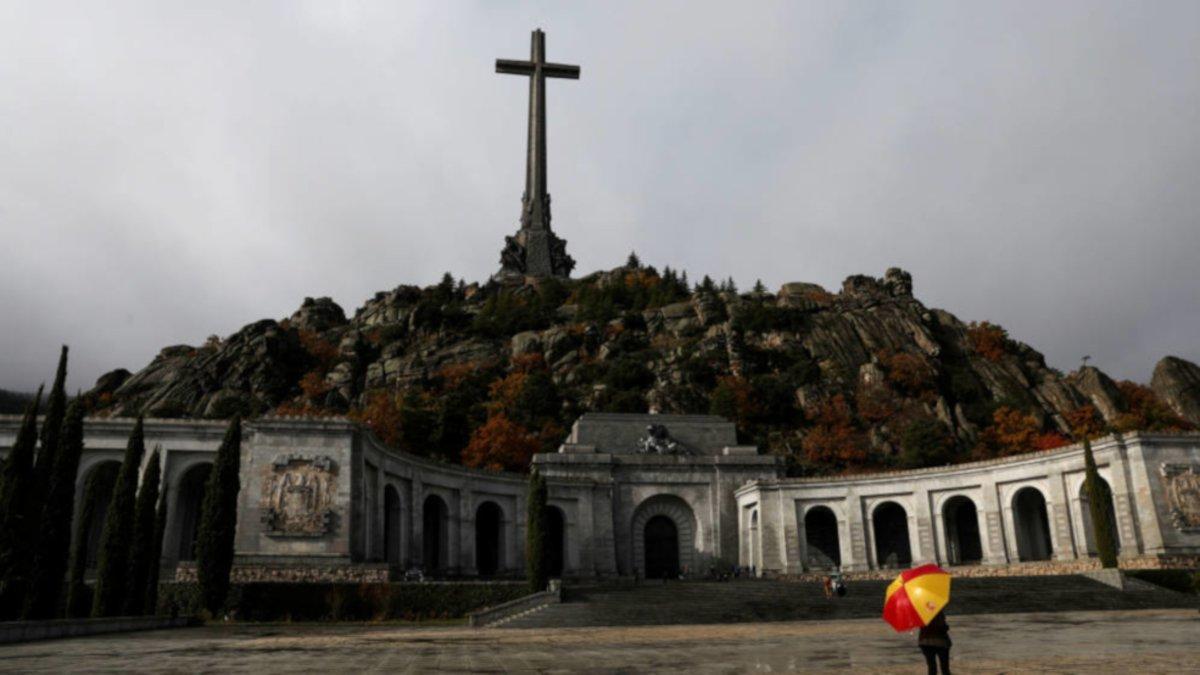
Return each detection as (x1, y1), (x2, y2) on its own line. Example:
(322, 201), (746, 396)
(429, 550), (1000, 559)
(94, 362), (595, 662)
(261, 454), (337, 537)
(1160, 463), (1200, 532)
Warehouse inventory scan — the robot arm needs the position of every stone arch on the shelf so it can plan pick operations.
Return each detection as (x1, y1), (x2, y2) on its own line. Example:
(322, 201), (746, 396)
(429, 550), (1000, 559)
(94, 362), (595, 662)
(942, 495), (983, 565)
(545, 505), (566, 577)
(631, 495), (697, 578)
(1079, 476), (1121, 556)
(174, 462), (212, 561)
(422, 494), (449, 573)
(1013, 486), (1053, 561)
(871, 501), (912, 569)
(475, 500), (504, 577)
(384, 484), (401, 564)
(804, 505), (841, 570)
(78, 461), (121, 569)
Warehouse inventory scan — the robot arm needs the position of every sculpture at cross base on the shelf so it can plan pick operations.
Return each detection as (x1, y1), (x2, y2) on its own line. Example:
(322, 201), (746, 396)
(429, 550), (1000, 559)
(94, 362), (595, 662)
(494, 29), (578, 280)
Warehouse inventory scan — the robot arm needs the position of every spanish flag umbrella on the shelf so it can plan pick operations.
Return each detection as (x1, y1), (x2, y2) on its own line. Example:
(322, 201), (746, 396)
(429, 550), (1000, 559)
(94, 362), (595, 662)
(882, 564), (951, 632)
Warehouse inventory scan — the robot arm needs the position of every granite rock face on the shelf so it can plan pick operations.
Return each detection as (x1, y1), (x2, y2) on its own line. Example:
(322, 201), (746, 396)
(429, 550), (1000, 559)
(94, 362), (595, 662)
(1151, 356), (1200, 425)
(88, 266), (1188, 466)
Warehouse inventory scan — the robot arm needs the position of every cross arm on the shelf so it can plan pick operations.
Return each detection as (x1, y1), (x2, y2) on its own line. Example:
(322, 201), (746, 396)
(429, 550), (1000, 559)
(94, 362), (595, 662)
(496, 59), (536, 75)
(543, 62), (580, 79)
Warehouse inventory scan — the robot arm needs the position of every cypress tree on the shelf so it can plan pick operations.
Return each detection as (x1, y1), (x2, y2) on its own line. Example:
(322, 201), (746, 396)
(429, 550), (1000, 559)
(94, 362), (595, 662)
(144, 483), (169, 615)
(1082, 436), (1119, 568)
(125, 448), (161, 615)
(0, 387), (42, 620)
(195, 416), (242, 615)
(92, 418), (146, 616)
(33, 347), (68, 507)
(23, 397), (86, 619)
(525, 468), (548, 592)
(67, 463), (118, 617)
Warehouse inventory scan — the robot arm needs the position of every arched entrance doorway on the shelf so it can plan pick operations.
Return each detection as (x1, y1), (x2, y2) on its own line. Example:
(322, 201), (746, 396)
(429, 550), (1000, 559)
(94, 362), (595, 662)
(545, 506), (566, 577)
(77, 462), (120, 569)
(631, 495), (696, 578)
(804, 506), (841, 569)
(475, 501), (503, 577)
(644, 515), (679, 579)
(383, 485), (401, 565)
(175, 463), (212, 561)
(1079, 477), (1121, 556)
(872, 502), (912, 569)
(1014, 487), (1053, 561)
(422, 494), (448, 573)
(943, 496), (983, 565)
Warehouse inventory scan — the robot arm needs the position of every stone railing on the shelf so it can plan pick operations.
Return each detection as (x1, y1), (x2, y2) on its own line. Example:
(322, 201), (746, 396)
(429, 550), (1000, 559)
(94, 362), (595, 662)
(468, 588), (562, 628)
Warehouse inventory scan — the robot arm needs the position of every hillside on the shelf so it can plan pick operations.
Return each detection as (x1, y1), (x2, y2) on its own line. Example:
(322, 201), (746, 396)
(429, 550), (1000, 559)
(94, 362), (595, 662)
(84, 263), (1200, 475)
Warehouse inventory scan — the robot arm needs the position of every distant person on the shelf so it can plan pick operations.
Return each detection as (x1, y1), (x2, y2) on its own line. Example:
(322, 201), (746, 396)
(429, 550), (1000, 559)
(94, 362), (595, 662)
(918, 611), (952, 675)
(822, 575), (834, 599)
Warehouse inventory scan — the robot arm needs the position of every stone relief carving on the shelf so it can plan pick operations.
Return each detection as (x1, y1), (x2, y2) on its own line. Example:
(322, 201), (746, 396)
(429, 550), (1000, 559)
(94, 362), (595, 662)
(638, 424), (691, 455)
(1160, 463), (1200, 532)
(261, 454), (337, 537)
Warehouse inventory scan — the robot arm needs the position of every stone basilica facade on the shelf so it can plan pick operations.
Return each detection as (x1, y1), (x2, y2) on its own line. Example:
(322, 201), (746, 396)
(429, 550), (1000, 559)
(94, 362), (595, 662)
(2, 412), (1199, 582)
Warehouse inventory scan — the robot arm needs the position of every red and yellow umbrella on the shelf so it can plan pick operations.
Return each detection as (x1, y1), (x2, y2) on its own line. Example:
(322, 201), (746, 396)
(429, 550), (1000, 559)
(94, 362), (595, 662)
(882, 564), (951, 632)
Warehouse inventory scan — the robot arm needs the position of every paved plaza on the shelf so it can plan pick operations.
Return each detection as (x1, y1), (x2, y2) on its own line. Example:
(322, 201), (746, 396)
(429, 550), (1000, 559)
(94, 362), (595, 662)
(1, 609), (1197, 673)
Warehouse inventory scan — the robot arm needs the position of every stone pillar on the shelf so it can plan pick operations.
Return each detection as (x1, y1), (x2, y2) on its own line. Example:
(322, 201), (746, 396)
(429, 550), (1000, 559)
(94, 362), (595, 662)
(1046, 471), (1077, 560)
(844, 489), (869, 571)
(780, 493), (802, 575)
(448, 489), (463, 575)
(411, 479), (424, 569)
(980, 479), (1009, 565)
(912, 489), (936, 563)
(1104, 444), (1142, 557)
(459, 490), (475, 576)
(591, 484), (617, 576)
(576, 486), (596, 576)
(1123, 438), (1165, 556)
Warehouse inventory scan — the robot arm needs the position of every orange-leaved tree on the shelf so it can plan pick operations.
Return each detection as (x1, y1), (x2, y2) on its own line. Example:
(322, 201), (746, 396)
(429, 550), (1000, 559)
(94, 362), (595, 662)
(462, 413), (541, 472)
(801, 395), (870, 471)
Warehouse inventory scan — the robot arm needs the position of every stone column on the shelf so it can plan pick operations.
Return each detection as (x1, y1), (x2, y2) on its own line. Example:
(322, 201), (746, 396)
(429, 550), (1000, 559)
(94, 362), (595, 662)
(912, 489), (936, 563)
(1104, 444), (1142, 557)
(591, 484), (617, 576)
(411, 479), (424, 569)
(844, 489), (869, 571)
(449, 489), (464, 575)
(1047, 471), (1077, 560)
(1123, 439), (1165, 555)
(980, 479), (1009, 565)
(779, 492), (802, 574)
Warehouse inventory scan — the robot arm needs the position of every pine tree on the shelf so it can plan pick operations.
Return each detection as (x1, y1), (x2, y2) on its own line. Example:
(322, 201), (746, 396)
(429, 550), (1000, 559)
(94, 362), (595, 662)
(125, 448), (161, 615)
(525, 469), (548, 592)
(67, 463), (118, 617)
(0, 387), (42, 620)
(144, 483), (169, 615)
(33, 347), (68, 507)
(1082, 436), (1119, 568)
(23, 397), (85, 619)
(92, 417), (146, 617)
(753, 279), (767, 294)
(626, 251), (641, 269)
(196, 416), (242, 615)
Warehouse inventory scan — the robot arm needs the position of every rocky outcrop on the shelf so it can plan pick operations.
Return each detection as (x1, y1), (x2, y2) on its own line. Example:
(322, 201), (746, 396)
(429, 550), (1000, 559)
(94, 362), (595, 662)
(1151, 356), (1200, 425)
(89, 265), (1190, 467)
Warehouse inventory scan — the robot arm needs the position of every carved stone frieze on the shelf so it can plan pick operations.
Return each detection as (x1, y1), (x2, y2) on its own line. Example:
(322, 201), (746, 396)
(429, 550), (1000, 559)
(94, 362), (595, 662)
(261, 453), (337, 537)
(1160, 463), (1200, 532)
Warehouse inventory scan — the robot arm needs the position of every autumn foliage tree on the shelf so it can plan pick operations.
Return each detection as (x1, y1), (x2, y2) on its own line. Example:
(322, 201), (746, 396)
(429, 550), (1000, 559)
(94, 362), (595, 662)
(801, 395), (870, 471)
(1112, 381), (1193, 432)
(462, 414), (541, 473)
(966, 322), (1010, 362)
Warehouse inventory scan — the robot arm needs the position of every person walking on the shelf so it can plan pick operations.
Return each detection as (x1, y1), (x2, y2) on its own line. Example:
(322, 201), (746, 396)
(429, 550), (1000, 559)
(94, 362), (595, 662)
(918, 610), (952, 675)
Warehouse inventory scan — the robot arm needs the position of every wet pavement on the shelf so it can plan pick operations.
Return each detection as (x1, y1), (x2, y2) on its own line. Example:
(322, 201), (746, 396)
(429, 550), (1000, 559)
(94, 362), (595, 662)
(0, 608), (1196, 673)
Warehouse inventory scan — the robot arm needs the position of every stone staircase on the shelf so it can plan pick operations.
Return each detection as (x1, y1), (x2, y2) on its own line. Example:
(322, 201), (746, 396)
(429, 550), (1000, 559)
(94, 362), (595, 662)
(498, 575), (1197, 629)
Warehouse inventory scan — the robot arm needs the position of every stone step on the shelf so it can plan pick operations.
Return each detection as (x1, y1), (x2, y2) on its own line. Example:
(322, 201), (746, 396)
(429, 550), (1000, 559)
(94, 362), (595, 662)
(500, 577), (1197, 629)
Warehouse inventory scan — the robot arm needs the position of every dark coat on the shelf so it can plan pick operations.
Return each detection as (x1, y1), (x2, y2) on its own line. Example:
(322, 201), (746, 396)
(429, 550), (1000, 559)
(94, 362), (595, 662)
(918, 612), (951, 648)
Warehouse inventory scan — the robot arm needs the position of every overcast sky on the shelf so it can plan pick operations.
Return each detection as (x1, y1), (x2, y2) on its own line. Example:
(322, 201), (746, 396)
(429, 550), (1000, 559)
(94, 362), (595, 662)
(2, 1), (1197, 393)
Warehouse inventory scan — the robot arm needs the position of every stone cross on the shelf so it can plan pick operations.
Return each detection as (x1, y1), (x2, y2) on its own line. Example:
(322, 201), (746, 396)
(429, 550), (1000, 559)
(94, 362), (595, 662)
(495, 29), (578, 278)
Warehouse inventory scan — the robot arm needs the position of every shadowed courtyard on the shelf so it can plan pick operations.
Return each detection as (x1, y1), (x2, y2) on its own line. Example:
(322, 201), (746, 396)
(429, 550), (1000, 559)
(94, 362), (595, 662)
(0, 609), (1196, 673)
